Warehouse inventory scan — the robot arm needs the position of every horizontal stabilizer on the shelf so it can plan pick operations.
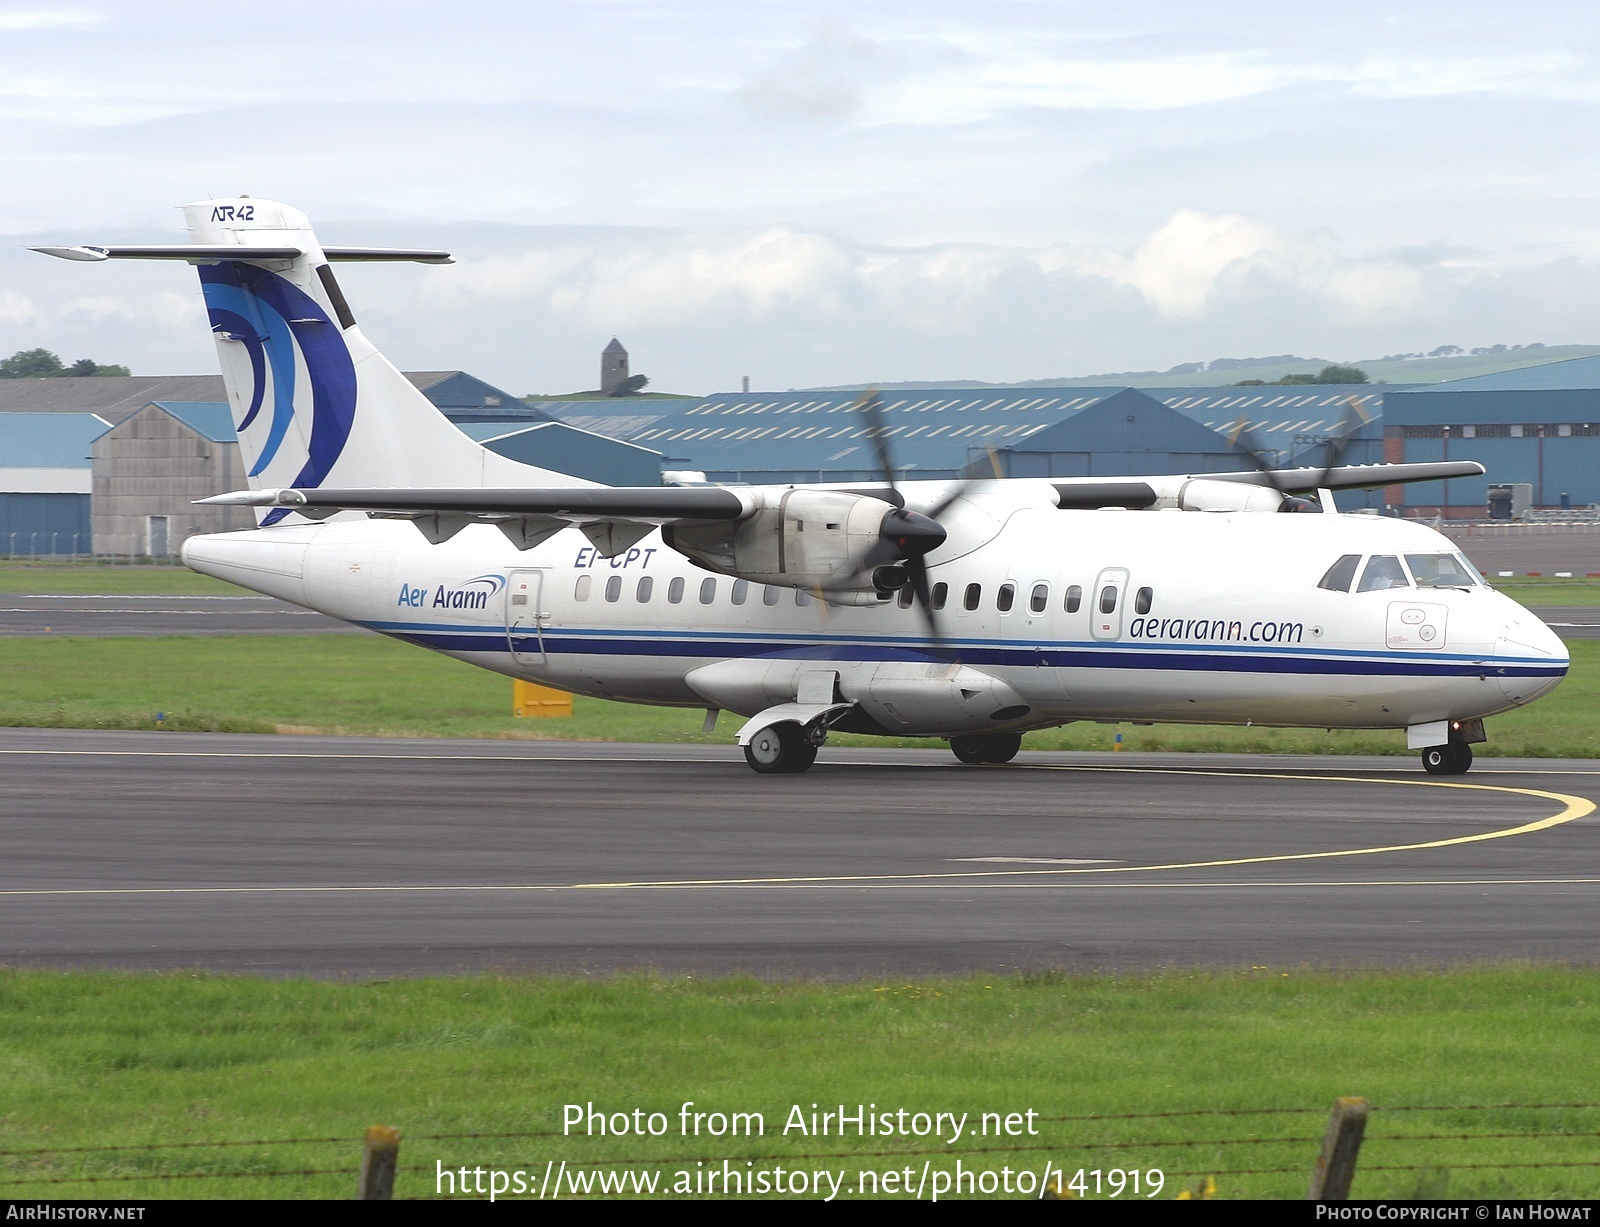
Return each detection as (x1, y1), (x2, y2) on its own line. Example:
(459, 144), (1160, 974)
(31, 245), (453, 264)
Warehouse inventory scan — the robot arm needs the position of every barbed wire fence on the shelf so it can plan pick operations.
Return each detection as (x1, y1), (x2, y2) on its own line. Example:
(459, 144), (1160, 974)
(3, 1100), (1599, 1201)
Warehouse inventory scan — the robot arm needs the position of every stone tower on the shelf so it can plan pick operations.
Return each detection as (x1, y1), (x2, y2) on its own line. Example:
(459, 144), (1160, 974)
(600, 337), (629, 395)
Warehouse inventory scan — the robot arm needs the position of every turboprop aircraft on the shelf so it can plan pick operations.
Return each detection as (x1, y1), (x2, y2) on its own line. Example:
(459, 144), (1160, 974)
(35, 198), (1569, 775)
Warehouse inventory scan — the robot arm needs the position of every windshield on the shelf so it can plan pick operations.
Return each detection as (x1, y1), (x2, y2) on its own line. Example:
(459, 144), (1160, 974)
(1405, 553), (1480, 588)
(1357, 555), (1410, 592)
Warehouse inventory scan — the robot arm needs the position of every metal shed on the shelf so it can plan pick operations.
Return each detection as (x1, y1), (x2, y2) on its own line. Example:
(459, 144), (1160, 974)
(0, 412), (109, 555)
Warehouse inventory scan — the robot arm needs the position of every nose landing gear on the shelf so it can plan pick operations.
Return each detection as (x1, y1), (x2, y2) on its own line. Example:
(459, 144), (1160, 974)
(1421, 740), (1473, 776)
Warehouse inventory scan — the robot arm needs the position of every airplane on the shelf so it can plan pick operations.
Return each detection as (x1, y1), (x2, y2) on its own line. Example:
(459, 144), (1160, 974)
(34, 198), (1569, 776)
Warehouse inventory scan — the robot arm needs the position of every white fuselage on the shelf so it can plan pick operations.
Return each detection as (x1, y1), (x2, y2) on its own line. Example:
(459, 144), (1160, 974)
(182, 484), (1569, 738)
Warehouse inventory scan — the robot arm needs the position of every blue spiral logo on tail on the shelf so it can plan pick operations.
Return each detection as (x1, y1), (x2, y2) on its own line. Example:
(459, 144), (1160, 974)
(200, 263), (357, 525)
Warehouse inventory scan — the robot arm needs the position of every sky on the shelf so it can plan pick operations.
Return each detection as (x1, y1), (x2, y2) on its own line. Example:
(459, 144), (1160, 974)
(2, 0), (1600, 393)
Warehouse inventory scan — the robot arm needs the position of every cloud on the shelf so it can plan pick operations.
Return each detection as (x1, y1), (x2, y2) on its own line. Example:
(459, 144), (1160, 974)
(730, 22), (883, 120)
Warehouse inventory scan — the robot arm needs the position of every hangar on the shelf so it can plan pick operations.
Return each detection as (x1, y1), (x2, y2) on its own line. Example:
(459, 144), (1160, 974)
(0, 370), (664, 555)
(1382, 355), (1600, 517)
(0, 413), (108, 555)
(581, 383), (1387, 507)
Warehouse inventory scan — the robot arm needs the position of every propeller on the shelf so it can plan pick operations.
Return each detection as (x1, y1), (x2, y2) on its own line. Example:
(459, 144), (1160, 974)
(851, 388), (991, 647)
(1224, 394), (1366, 512)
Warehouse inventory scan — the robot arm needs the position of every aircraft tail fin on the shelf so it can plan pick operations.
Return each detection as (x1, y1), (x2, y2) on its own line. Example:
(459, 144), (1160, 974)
(38, 198), (592, 525)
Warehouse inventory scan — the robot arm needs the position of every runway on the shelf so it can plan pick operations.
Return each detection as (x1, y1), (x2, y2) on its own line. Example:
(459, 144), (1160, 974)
(0, 594), (362, 636)
(1, 728), (1597, 978)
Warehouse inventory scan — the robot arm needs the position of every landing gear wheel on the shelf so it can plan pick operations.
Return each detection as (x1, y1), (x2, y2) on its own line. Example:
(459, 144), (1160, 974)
(950, 733), (1023, 765)
(743, 723), (818, 774)
(1421, 741), (1473, 776)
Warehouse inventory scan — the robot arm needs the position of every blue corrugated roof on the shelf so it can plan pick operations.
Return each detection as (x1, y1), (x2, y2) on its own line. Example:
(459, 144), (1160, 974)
(0, 412), (110, 468)
(1156, 385), (1385, 467)
(621, 387), (1129, 478)
(150, 401), (237, 442)
(1397, 354), (1600, 392)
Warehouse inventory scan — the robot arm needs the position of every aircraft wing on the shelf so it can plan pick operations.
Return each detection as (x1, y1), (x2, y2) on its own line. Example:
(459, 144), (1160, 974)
(1048, 460), (1486, 508)
(1195, 460), (1486, 493)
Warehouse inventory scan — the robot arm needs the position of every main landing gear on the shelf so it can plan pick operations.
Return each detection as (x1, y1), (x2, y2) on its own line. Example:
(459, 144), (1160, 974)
(743, 722), (819, 774)
(950, 733), (1022, 765)
(1421, 740), (1473, 776)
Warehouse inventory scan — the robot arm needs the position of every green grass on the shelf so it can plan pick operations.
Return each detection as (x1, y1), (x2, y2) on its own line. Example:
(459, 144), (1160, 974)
(0, 967), (1597, 1200)
(1490, 577), (1600, 607)
(0, 634), (1595, 757)
(0, 560), (242, 595)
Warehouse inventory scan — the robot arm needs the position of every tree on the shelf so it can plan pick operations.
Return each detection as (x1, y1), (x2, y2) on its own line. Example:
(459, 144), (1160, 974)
(1314, 364), (1368, 384)
(609, 373), (650, 397)
(0, 349), (129, 378)
(0, 348), (64, 378)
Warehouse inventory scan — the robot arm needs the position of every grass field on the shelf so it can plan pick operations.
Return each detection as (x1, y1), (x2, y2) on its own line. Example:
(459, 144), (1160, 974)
(0, 560), (239, 595)
(0, 967), (1596, 1200)
(0, 634), (1594, 756)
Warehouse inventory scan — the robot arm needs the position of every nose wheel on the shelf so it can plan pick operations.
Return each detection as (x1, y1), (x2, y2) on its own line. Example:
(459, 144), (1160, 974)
(1421, 741), (1473, 775)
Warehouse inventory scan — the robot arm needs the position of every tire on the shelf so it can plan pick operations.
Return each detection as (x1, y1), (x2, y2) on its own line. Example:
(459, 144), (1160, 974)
(1421, 741), (1473, 776)
(743, 723), (818, 774)
(950, 733), (1022, 765)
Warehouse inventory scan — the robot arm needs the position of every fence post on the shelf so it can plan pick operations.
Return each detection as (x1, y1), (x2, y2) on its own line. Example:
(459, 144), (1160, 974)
(1307, 1096), (1367, 1200)
(357, 1125), (401, 1200)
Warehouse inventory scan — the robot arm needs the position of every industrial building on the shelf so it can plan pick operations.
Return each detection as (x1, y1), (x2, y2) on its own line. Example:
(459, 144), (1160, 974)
(0, 413), (108, 555)
(0, 369), (663, 555)
(566, 383), (1388, 506)
(1381, 355), (1600, 517)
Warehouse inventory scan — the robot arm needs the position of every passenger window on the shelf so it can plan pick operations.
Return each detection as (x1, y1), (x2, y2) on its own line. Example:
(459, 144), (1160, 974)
(932, 582), (948, 611)
(1406, 553), (1479, 589)
(1318, 555), (1361, 593)
(575, 574), (592, 601)
(996, 583), (1015, 612)
(963, 583), (981, 611)
(1134, 586), (1152, 615)
(1065, 584), (1082, 613)
(636, 576), (653, 602)
(604, 575), (622, 602)
(699, 578), (717, 604)
(763, 584), (781, 606)
(796, 588), (813, 607)
(668, 577), (685, 604)
(731, 579), (749, 605)
(897, 584), (914, 609)
(1098, 585), (1119, 615)
(1357, 555), (1410, 593)
(1029, 583), (1049, 614)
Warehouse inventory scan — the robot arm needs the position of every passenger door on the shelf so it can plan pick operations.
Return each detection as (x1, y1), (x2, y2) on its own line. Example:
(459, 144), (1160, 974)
(505, 569), (547, 666)
(1091, 567), (1129, 641)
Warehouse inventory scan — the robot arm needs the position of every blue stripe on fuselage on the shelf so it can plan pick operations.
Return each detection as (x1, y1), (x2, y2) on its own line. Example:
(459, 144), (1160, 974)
(363, 620), (1565, 679)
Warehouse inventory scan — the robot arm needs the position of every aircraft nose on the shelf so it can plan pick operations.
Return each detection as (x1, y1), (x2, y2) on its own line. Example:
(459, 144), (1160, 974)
(1494, 613), (1569, 706)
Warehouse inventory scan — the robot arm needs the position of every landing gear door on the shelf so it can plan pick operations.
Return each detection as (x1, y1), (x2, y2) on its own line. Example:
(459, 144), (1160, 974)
(1091, 567), (1130, 641)
(506, 569), (547, 666)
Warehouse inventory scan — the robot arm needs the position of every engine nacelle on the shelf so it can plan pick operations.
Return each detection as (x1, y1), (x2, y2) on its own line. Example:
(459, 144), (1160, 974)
(1173, 479), (1286, 514)
(663, 489), (900, 594)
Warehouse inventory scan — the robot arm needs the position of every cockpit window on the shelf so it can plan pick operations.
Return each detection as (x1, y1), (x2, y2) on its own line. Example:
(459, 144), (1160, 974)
(1357, 555), (1410, 592)
(1318, 555), (1361, 593)
(1406, 553), (1479, 588)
